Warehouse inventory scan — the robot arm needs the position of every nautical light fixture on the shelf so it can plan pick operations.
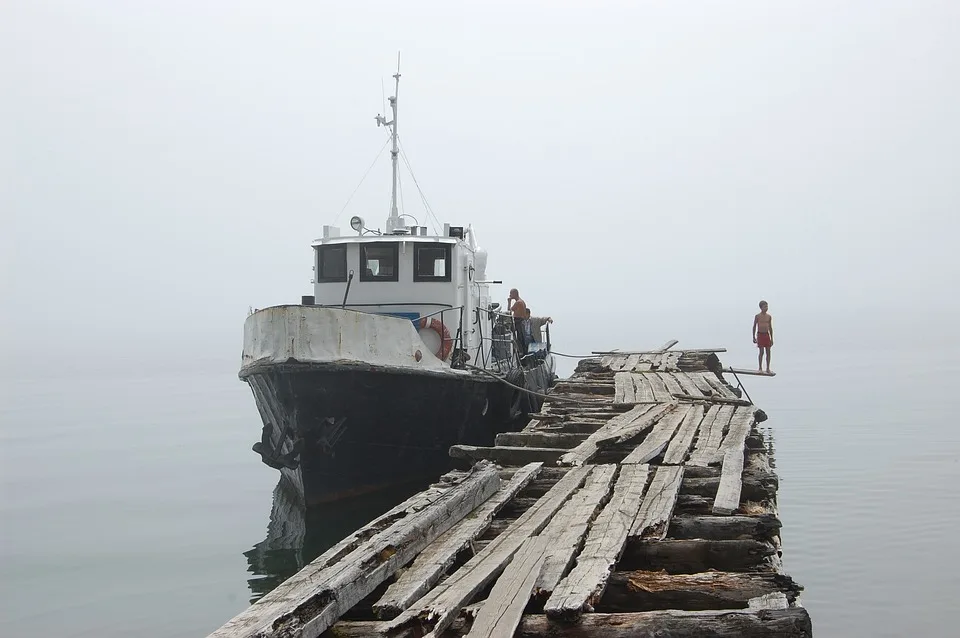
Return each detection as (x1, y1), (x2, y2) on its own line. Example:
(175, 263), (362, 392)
(350, 216), (365, 233)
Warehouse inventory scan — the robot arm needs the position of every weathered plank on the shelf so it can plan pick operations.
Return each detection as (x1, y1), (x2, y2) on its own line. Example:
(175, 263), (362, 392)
(661, 351), (682, 372)
(613, 372), (635, 404)
(631, 373), (656, 403)
(556, 404), (655, 467)
(381, 466), (593, 638)
(667, 514), (782, 540)
(208, 463), (500, 638)
(465, 536), (549, 638)
(535, 465), (618, 595)
(373, 463), (543, 619)
(672, 372), (704, 398)
(700, 372), (738, 399)
(656, 372), (684, 397)
(713, 406), (755, 514)
(598, 570), (803, 612)
(607, 356), (629, 371)
(622, 353), (641, 372)
(688, 371), (715, 395)
(629, 465), (684, 539)
(621, 405), (691, 465)
(687, 405), (735, 466)
(724, 367), (777, 377)
(543, 464), (650, 620)
(494, 432), (588, 449)
(662, 404), (704, 465)
(449, 445), (565, 465)
(672, 393), (752, 406)
(644, 372), (672, 402)
(657, 339), (679, 351)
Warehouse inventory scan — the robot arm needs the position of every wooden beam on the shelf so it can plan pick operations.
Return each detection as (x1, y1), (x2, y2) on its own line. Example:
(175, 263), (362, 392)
(613, 372), (635, 404)
(493, 432), (588, 449)
(373, 463), (543, 619)
(449, 445), (566, 465)
(724, 367), (777, 377)
(671, 393), (752, 406)
(558, 403), (677, 467)
(631, 373), (656, 403)
(629, 466), (684, 540)
(381, 466), (593, 638)
(207, 462), (500, 638)
(543, 464), (650, 620)
(644, 372), (673, 402)
(713, 406), (756, 514)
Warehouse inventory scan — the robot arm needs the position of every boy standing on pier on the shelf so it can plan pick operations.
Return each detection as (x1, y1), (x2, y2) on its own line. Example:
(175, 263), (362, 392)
(753, 300), (774, 373)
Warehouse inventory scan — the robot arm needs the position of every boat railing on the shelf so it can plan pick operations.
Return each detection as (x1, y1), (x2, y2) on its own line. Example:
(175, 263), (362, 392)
(417, 305), (468, 369)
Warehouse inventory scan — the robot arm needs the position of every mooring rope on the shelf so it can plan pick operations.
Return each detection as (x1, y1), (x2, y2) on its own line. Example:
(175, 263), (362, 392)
(465, 364), (596, 404)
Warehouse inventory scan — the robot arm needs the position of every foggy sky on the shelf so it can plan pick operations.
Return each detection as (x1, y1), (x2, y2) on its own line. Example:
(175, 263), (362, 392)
(3, 0), (958, 378)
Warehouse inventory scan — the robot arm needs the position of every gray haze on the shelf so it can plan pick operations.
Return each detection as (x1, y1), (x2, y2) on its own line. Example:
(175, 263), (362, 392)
(3, 1), (959, 377)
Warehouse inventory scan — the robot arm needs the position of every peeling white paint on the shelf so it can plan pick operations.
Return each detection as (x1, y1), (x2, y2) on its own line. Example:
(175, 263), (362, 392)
(241, 305), (463, 374)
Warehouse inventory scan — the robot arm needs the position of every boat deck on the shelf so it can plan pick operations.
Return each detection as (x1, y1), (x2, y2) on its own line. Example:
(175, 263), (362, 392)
(209, 342), (810, 638)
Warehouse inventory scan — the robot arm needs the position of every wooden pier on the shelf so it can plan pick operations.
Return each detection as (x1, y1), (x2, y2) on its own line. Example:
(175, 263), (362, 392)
(209, 343), (810, 638)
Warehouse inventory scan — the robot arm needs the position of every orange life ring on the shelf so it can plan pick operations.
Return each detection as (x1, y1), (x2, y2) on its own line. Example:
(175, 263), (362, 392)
(418, 317), (453, 360)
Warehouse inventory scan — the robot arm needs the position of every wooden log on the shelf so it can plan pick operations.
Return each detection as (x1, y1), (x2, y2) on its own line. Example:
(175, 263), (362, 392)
(449, 445), (566, 465)
(327, 607), (811, 638)
(381, 466), (593, 638)
(667, 514), (782, 540)
(681, 473), (778, 502)
(373, 463), (543, 619)
(621, 405), (691, 465)
(687, 405), (734, 466)
(597, 570), (803, 613)
(494, 432), (588, 449)
(208, 462), (500, 638)
(464, 536), (549, 638)
(631, 373), (656, 403)
(662, 404), (704, 465)
(543, 464), (650, 620)
(550, 381), (614, 395)
(643, 372), (672, 402)
(619, 539), (777, 573)
(535, 465), (618, 594)
(629, 466), (684, 540)
(613, 372), (635, 404)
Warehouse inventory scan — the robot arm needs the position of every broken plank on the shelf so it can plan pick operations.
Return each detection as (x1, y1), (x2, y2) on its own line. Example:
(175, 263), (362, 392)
(661, 351), (682, 372)
(631, 373), (656, 403)
(535, 465), (618, 595)
(672, 372), (704, 398)
(701, 372), (738, 399)
(613, 372), (635, 404)
(622, 353), (642, 372)
(607, 356), (629, 371)
(558, 402), (679, 467)
(688, 372), (715, 396)
(621, 405), (691, 465)
(494, 432), (588, 449)
(449, 445), (565, 465)
(713, 447), (745, 515)
(543, 464), (650, 620)
(465, 536), (549, 638)
(373, 463), (543, 619)
(629, 465), (684, 539)
(208, 462), (500, 638)
(662, 404), (704, 465)
(381, 466), (593, 638)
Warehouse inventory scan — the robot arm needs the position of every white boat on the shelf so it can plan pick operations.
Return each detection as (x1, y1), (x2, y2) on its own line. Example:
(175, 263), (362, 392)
(240, 61), (556, 505)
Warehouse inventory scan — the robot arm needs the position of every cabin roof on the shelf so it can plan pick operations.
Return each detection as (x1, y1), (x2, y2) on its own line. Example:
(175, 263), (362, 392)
(311, 235), (461, 247)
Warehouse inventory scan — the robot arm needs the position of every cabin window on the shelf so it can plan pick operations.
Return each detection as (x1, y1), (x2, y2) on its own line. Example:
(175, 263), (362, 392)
(413, 244), (452, 282)
(315, 245), (347, 282)
(360, 243), (399, 282)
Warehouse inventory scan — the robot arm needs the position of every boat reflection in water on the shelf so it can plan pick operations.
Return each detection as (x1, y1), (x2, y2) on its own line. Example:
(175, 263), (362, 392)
(243, 478), (431, 603)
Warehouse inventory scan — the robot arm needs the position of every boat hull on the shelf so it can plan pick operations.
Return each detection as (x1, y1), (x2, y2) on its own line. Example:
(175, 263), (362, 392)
(242, 362), (518, 505)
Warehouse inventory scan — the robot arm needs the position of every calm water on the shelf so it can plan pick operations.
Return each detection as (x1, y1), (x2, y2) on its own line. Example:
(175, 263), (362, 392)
(1, 344), (958, 637)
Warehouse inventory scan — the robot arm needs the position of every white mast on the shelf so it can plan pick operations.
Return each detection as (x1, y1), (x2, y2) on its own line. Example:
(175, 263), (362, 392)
(376, 52), (403, 234)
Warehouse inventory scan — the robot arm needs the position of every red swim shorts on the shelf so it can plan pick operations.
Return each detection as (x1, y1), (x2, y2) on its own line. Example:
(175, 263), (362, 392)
(756, 333), (772, 348)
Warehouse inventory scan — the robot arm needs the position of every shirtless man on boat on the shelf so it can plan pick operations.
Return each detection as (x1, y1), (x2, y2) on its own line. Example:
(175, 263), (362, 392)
(752, 300), (774, 373)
